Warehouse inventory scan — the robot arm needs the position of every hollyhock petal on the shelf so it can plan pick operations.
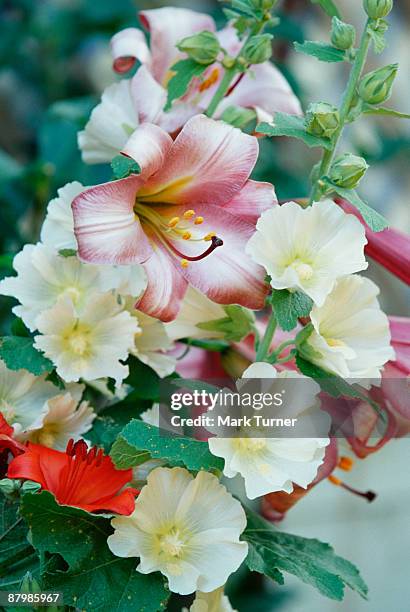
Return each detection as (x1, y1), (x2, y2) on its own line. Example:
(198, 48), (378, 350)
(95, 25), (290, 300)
(220, 62), (302, 121)
(223, 180), (277, 224)
(140, 8), (215, 83)
(136, 233), (188, 322)
(122, 123), (173, 179)
(138, 115), (258, 206)
(72, 176), (153, 265)
(111, 28), (151, 74)
(159, 203), (267, 309)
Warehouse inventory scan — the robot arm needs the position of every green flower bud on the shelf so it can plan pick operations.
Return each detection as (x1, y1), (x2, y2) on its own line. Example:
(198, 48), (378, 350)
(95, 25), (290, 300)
(305, 102), (340, 139)
(358, 63), (398, 105)
(177, 31), (221, 65)
(0, 478), (19, 496)
(331, 17), (356, 50)
(363, 0), (393, 19)
(329, 154), (369, 189)
(249, 0), (278, 10)
(20, 572), (42, 594)
(242, 34), (273, 65)
(21, 480), (42, 494)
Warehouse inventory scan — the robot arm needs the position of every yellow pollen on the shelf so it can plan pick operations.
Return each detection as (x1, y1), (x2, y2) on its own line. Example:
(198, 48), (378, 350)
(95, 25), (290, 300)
(194, 216), (204, 225)
(338, 456), (354, 472)
(204, 232), (216, 242)
(291, 261), (314, 281)
(235, 438), (267, 453)
(183, 210), (195, 220)
(182, 231), (192, 240)
(328, 475), (342, 486)
(181, 259), (189, 268)
(199, 68), (220, 92)
(168, 216), (180, 228)
(327, 338), (346, 348)
(159, 532), (184, 557)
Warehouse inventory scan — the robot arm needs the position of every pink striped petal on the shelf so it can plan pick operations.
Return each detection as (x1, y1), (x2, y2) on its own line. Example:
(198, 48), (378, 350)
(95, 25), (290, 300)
(389, 316), (410, 374)
(138, 115), (258, 206)
(111, 28), (151, 74)
(122, 123), (173, 179)
(337, 198), (410, 286)
(72, 176), (153, 265)
(223, 180), (277, 224)
(136, 232), (188, 322)
(140, 7), (215, 83)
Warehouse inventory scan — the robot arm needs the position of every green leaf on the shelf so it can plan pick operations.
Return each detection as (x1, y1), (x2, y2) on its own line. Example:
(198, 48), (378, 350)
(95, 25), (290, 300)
(111, 154), (141, 179)
(329, 185), (388, 232)
(310, 0), (341, 18)
(269, 290), (313, 332)
(124, 356), (161, 400)
(362, 105), (410, 119)
(20, 491), (170, 612)
(243, 507), (368, 601)
(220, 105), (257, 129)
(183, 338), (230, 352)
(294, 41), (347, 63)
(110, 419), (224, 472)
(197, 305), (255, 342)
(165, 59), (208, 112)
(257, 113), (333, 149)
(367, 19), (388, 54)
(0, 336), (53, 376)
(0, 495), (39, 588)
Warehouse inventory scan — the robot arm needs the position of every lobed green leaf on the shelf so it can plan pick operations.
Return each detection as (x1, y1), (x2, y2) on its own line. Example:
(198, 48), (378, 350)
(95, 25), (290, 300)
(0, 336), (53, 376)
(268, 290), (313, 332)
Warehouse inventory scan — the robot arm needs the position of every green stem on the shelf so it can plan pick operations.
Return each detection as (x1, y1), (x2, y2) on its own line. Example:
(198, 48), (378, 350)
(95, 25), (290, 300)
(308, 19), (372, 204)
(255, 311), (277, 362)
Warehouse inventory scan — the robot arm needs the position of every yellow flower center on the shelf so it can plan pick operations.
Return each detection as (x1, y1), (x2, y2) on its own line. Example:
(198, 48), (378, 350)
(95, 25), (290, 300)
(159, 529), (185, 558)
(326, 338), (347, 348)
(234, 438), (267, 453)
(290, 260), (314, 281)
(64, 324), (91, 356)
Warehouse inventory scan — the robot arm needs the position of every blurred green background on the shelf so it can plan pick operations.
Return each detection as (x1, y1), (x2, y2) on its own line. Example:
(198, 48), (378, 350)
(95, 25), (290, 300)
(0, 3), (409, 609)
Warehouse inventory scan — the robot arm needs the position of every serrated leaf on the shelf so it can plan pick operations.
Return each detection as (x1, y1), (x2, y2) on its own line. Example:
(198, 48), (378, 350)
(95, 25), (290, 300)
(110, 419), (223, 472)
(111, 155), (141, 179)
(220, 105), (257, 129)
(362, 105), (410, 119)
(269, 290), (313, 332)
(310, 0), (341, 18)
(294, 41), (347, 63)
(20, 491), (169, 612)
(165, 59), (208, 112)
(244, 507), (368, 600)
(329, 185), (388, 232)
(257, 114), (333, 149)
(0, 336), (53, 376)
(367, 20), (388, 54)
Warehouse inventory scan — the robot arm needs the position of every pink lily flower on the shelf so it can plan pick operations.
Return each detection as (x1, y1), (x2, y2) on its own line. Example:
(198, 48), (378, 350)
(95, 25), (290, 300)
(73, 115), (276, 321)
(336, 198), (410, 286)
(110, 7), (301, 130)
(381, 317), (410, 433)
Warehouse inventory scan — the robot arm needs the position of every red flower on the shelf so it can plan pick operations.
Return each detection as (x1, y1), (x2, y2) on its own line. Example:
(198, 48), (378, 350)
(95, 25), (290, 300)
(7, 439), (138, 515)
(0, 413), (25, 477)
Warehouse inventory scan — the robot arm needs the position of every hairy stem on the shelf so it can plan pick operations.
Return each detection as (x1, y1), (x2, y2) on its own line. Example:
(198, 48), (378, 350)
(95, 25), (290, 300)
(308, 19), (372, 204)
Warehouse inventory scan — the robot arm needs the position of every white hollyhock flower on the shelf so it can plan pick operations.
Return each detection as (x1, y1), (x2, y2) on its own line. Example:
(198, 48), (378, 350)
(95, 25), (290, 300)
(208, 363), (329, 499)
(107, 467), (248, 595)
(78, 80), (137, 164)
(124, 301), (176, 377)
(189, 587), (236, 612)
(165, 286), (226, 341)
(25, 393), (95, 450)
(246, 200), (368, 307)
(40, 181), (84, 251)
(0, 244), (147, 331)
(305, 275), (394, 379)
(0, 360), (58, 434)
(34, 294), (139, 385)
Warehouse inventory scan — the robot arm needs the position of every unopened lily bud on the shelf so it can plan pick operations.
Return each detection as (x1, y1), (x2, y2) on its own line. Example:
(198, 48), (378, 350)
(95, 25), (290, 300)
(305, 102), (340, 139)
(177, 31), (221, 65)
(331, 17), (356, 50)
(363, 0), (393, 19)
(358, 63), (398, 105)
(242, 34), (273, 64)
(329, 154), (369, 189)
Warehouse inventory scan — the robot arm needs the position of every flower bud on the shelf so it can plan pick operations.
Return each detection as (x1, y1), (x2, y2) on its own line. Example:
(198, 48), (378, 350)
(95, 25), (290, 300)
(242, 34), (273, 64)
(249, 0), (278, 10)
(305, 102), (340, 139)
(177, 31), (221, 65)
(363, 0), (393, 19)
(329, 154), (369, 189)
(358, 63), (398, 105)
(331, 17), (356, 50)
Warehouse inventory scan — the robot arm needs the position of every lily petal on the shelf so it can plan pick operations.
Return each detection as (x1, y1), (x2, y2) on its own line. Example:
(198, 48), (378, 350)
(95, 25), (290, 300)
(139, 115), (258, 206)
(73, 176), (153, 265)
(122, 123), (173, 179)
(140, 7), (215, 83)
(111, 27), (151, 74)
(131, 65), (167, 125)
(223, 180), (277, 224)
